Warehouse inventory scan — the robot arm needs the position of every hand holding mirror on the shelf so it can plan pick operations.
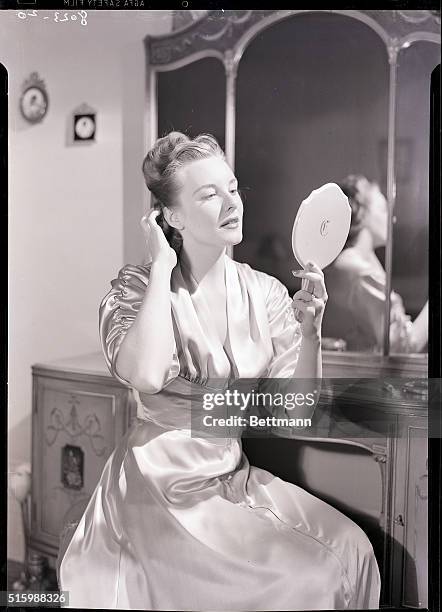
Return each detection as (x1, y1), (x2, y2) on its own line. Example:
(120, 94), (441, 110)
(291, 183), (351, 323)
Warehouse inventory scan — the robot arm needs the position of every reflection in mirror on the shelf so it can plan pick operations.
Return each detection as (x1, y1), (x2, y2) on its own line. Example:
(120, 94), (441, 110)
(389, 41), (439, 354)
(157, 57), (226, 151)
(323, 176), (392, 353)
(233, 12), (389, 353)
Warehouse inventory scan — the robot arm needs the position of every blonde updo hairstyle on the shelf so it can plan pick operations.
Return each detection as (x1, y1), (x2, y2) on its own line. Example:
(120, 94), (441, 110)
(141, 131), (226, 256)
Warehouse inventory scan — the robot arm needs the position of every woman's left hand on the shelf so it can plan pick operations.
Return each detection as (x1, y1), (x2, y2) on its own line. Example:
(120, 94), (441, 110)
(291, 261), (328, 339)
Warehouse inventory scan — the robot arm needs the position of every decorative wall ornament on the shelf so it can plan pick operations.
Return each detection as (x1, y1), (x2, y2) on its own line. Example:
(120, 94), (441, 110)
(19, 72), (49, 124)
(67, 102), (96, 146)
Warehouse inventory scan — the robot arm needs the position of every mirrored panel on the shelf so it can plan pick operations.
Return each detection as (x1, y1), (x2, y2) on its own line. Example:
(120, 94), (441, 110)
(389, 41), (439, 354)
(157, 56), (226, 148)
(234, 12), (389, 353)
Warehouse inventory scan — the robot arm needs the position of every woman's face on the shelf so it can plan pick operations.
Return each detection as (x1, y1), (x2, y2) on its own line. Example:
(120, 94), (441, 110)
(363, 182), (388, 248)
(171, 156), (243, 248)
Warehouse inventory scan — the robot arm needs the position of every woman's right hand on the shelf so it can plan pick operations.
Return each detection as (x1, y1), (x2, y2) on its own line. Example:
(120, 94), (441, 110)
(140, 209), (177, 271)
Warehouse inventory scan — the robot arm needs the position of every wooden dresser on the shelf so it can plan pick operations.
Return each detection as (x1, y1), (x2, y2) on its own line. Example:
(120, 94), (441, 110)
(30, 353), (137, 564)
(30, 351), (428, 608)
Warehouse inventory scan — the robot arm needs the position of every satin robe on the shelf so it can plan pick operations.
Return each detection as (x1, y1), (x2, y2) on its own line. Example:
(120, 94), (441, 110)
(58, 255), (381, 610)
(323, 251), (417, 352)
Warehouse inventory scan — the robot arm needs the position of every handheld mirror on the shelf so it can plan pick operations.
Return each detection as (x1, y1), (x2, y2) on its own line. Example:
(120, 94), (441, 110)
(291, 183), (351, 322)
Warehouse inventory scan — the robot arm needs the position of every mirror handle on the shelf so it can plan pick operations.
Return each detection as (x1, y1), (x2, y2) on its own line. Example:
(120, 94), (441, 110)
(294, 277), (315, 323)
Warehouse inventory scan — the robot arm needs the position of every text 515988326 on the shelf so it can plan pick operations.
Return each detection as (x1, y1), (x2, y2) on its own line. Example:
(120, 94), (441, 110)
(1, 591), (69, 607)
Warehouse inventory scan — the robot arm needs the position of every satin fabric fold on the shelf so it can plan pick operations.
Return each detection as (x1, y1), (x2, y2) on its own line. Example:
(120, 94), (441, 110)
(323, 256), (417, 352)
(59, 256), (381, 610)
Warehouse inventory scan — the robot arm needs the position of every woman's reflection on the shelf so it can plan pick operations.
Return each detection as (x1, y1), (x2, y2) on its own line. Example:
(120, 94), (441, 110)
(322, 175), (428, 353)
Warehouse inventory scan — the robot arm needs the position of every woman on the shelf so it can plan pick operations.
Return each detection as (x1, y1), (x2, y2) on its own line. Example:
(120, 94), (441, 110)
(322, 174), (428, 353)
(58, 133), (381, 610)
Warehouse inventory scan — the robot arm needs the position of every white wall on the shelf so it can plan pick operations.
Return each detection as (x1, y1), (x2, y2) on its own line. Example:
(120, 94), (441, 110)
(1, 9), (172, 562)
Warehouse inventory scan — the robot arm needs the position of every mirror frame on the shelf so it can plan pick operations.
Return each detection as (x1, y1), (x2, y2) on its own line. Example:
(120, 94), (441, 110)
(144, 10), (440, 371)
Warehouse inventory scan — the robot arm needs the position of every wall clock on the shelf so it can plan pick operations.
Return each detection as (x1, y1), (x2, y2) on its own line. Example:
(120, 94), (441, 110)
(20, 73), (49, 124)
(74, 114), (96, 141)
(68, 103), (97, 146)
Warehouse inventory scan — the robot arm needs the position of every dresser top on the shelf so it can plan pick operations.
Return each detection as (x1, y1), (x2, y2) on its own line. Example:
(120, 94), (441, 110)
(32, 349), (428, 380)
(32, 352), (110, 377)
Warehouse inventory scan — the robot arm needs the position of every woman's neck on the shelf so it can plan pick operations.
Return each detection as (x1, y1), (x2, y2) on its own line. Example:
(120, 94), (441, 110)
(351, 229), (378, 262)
(179, 242), (227, 287)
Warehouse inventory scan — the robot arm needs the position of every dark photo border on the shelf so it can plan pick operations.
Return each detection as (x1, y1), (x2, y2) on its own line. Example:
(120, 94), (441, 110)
(1, 5), (440, 612)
